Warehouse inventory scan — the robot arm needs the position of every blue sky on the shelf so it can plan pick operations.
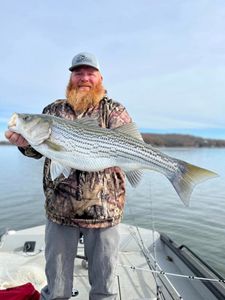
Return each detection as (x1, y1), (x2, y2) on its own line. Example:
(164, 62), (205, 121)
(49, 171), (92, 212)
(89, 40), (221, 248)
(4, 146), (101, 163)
(1, 0), (225, 140)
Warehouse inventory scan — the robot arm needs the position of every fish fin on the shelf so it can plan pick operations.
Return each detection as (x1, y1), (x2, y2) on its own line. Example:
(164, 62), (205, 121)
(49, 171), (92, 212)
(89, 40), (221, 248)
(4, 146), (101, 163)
(62, 166), (72, 178)
(114, 123), (144, 141)
(50, 161), (71, 180)
(45, 140), (64, 151)
(168, 161), (218, 206)
(125, 170), (143, 187)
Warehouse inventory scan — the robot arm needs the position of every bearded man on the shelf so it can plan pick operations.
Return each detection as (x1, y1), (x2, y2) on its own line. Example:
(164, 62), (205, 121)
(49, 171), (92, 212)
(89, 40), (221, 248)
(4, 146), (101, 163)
(5, 52), (132, 300)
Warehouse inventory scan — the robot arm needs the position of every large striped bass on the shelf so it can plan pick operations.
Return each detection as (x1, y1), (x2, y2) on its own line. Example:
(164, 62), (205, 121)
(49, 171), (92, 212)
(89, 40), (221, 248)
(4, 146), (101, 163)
(8, 112), (218, 206)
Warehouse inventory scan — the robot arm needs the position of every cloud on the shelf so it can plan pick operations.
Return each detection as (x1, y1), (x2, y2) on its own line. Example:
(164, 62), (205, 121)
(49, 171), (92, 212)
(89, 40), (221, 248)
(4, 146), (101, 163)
(108, 65), (225, 130)
(0, 0), (225, 139)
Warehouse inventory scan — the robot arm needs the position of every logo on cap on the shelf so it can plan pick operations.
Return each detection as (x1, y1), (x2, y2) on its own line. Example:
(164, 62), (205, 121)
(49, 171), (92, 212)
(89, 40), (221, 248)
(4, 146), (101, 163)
(76, 54), (91, 63)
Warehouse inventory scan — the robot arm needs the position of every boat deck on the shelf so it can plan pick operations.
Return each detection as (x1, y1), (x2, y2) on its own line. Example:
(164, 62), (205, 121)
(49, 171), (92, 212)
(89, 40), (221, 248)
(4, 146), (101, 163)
(73, 225), (158, 299)
(1, 223), (225, 300)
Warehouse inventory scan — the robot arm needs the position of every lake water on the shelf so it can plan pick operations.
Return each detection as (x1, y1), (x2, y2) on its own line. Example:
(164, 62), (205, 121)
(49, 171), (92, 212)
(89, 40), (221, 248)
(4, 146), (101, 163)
(0, 146), (225, 277)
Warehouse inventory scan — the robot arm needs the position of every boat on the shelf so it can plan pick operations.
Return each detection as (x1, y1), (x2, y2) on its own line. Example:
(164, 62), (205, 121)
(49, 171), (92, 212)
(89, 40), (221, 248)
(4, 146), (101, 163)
(0, 223), (225, 299)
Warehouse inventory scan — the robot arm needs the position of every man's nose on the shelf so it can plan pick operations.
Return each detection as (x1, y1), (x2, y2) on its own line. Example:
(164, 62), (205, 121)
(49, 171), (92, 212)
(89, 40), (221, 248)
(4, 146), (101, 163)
(80, 74), (89, 81)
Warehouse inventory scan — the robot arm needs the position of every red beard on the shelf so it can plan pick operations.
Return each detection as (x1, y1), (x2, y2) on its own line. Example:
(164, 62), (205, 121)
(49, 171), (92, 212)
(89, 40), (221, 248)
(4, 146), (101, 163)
(66, 79), (106, 113)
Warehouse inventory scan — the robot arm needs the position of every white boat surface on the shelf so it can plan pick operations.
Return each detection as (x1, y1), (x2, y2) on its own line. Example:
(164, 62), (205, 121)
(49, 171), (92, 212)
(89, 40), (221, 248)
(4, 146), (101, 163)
(0, 223), (225, 300)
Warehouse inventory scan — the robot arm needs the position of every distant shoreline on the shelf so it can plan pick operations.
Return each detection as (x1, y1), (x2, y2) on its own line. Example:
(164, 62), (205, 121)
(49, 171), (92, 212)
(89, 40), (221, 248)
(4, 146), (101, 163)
(141, 133), (225, 147)
(0, 141), (13, 146)
(1, 132), (225, 147)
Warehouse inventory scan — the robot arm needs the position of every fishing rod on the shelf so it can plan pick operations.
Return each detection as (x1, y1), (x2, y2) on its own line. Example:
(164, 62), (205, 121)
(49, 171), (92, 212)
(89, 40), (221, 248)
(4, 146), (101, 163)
(118, 263), (225, 283)
(129, 225), (182, 300)
(130, 223), (225, 284)
(126, 180), (182, 299)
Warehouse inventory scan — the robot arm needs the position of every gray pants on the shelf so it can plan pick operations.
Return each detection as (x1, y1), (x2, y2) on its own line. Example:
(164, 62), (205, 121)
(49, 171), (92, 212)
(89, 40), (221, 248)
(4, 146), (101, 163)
(41, 220), (119, 300)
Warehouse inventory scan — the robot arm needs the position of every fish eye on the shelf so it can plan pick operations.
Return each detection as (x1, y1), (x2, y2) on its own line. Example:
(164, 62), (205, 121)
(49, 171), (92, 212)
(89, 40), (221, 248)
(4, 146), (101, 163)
(23, 115), (31, 121)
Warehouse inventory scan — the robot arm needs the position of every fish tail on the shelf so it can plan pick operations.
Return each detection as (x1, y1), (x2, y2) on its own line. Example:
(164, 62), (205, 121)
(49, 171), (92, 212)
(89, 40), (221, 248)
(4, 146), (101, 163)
(167, 161), (218, 206)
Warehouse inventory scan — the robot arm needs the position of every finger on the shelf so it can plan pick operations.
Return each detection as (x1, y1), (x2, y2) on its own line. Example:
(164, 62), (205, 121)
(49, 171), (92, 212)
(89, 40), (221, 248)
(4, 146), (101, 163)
(10, 132), (20, 144)
(7, 132), (18, 144)
(17, 135), (29, 147)
(5, 130), (13, 140)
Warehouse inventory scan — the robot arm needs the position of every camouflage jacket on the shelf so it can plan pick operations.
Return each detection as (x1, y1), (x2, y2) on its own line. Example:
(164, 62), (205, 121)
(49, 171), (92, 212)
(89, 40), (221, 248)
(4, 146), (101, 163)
(19, 97), (132, 228)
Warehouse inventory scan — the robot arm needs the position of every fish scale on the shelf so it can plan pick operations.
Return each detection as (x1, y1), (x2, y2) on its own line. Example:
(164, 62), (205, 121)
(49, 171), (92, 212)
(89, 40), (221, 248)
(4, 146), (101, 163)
(52, 119), (174, 172)
(44, 118), (209, 176)
(8, 112), (218, 206)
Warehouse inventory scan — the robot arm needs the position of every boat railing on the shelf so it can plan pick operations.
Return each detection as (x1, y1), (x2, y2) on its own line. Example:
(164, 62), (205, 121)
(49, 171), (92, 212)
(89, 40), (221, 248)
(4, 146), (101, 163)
(160, 233), (225, 300)
(178, 243), (225, 282)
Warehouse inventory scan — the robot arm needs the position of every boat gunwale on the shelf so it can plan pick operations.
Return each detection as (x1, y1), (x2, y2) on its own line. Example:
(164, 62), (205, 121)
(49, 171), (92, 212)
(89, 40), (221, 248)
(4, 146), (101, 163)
(160, 233), (225, 300)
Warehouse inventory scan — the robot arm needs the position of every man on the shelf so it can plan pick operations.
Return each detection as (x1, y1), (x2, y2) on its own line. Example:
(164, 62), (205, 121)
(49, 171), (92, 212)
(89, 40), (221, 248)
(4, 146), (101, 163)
(5, 52), (132, 300)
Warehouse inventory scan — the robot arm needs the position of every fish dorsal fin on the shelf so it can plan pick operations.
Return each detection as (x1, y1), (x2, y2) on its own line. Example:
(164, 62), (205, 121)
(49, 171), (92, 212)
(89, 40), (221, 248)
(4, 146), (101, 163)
(114, 122), (144, 141)
(125, 170), (143, 187)
(76, 117), (99, 128)
(50, 160), (71, 180)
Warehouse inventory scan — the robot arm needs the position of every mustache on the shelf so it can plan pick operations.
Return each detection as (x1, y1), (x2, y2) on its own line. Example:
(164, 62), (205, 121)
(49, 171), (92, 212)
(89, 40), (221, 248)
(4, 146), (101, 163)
(78, 83), (92, 88)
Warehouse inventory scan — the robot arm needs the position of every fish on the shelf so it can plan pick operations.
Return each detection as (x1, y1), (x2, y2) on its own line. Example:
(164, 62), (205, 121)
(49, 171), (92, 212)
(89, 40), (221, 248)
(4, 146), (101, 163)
(8, 112), (218, 206)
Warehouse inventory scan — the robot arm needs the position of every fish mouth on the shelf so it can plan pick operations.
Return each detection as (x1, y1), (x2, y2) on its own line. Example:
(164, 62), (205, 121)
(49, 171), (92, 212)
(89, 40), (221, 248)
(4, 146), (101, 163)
(8, 113), (18, 130)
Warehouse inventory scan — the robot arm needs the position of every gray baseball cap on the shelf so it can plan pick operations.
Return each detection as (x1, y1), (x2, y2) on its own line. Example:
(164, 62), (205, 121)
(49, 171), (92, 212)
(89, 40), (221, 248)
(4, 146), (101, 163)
(69, 52), (100, 72)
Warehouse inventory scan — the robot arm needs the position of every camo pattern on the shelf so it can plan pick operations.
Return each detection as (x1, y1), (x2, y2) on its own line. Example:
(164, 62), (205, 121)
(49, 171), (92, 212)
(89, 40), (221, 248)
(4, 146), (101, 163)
(19, 97), (132, 228)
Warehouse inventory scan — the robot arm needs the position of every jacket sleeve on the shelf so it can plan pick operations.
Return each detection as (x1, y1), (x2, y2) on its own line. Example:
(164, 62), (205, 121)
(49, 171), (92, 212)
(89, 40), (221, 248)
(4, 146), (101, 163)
(18, 145), (43, 159)
(108, 103), (132, 129)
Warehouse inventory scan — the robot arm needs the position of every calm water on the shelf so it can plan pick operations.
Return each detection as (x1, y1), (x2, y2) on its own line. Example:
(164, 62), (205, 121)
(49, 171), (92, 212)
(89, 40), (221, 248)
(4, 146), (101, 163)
(0, 146), (225, 277)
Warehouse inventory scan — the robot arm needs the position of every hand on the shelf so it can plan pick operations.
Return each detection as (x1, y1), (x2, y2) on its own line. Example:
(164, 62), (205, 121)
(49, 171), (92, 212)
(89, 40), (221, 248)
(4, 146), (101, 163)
(5, 130), (29, 147)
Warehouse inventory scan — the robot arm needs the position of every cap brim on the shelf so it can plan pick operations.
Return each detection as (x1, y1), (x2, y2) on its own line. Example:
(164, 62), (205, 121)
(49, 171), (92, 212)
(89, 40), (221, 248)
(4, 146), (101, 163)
(69, 63), (99, 72)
